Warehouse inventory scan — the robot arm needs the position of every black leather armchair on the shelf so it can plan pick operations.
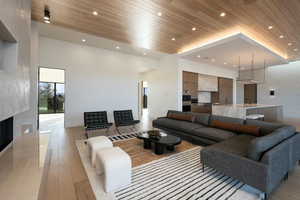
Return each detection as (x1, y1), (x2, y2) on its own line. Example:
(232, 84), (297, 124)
(84, 111), (113, 138)
(113, 110), (140, 134)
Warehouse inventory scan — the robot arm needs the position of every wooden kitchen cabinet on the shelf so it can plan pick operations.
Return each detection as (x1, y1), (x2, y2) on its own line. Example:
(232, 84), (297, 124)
(211, 77), (233, 104)
(183, 71), (198, 97)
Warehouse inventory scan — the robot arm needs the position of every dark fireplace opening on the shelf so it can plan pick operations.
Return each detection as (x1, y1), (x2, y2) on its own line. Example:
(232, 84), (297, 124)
(0, 117), (13, 152)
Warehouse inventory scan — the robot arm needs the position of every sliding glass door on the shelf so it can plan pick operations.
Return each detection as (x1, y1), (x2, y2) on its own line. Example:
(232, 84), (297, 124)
(39, 82), (65, 114)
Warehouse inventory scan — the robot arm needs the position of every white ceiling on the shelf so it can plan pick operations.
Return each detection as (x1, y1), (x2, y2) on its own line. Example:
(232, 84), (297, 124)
(179, 33), (288, 70)
(37, 22), (167, 60)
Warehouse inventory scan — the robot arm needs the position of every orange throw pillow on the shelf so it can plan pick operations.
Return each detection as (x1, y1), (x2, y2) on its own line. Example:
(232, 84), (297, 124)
(167, 113), (193, 122)
(211, 120), (261, 136)
(237, 124), (261, 137)
(211, 120), (240, 132)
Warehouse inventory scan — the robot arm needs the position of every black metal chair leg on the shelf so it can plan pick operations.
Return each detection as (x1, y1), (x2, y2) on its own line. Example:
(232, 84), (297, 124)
(263, 193), (268, 200)
(116, 127), (122, 135)
(284, 172), (289, 181)
(85, 130), (89, 139)
(106, 127), (110, 136)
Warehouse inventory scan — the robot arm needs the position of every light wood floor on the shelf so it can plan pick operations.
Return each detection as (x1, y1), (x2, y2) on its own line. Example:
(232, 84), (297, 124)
(38, 114), (300, 200)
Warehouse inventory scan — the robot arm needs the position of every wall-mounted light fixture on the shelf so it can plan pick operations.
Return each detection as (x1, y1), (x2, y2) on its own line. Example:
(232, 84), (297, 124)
(44, 6), (51, 23)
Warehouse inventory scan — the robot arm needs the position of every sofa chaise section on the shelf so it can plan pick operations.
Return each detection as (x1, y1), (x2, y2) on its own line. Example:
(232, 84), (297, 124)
(201, 125), (297, 197)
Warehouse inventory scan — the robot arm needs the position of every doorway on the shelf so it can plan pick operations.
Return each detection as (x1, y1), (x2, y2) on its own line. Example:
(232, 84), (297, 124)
(244, 84), (257, 104)
(38, 67), (65, 130)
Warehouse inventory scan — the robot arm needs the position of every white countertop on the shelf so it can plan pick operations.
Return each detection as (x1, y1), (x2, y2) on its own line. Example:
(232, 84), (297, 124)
(212, 104), (282, 109)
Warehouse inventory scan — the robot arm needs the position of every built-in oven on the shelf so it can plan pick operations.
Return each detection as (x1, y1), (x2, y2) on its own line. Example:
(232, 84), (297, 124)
(182, 95), (192, 101)
(182, 95), (192, 112)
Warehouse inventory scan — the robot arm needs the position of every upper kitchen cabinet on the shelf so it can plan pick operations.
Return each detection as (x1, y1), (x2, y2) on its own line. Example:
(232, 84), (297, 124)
(198, 74), (218, 92)
(183, 71), (198, 97)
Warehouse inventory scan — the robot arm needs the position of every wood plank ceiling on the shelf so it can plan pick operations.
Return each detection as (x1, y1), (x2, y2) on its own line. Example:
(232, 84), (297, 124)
(32, 0), (300, 60)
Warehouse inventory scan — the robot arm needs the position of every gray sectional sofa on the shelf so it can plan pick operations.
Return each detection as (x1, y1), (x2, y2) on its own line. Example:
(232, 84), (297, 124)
(152, 110), (300, 199)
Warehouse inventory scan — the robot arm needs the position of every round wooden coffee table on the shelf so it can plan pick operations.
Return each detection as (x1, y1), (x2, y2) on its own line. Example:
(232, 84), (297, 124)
(137, 130), (182, 155)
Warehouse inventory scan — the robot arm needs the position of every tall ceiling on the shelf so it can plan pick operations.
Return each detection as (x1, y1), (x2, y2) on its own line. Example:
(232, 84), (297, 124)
(32, 0), (300, 60)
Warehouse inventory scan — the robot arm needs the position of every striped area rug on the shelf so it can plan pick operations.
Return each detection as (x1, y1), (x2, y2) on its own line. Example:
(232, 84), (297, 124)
(115, 147), (263, 200)
(108, 132), (140, 142)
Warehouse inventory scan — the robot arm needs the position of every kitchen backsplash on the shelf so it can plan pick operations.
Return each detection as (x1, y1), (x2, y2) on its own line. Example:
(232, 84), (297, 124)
(198, 92), (211, 103)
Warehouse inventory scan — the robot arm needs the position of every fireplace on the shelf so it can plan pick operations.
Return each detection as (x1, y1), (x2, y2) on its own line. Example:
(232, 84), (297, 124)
(0, 117), (13, 152)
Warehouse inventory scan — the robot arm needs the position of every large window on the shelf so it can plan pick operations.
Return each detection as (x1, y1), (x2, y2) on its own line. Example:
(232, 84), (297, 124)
(39, 82), (65, 114)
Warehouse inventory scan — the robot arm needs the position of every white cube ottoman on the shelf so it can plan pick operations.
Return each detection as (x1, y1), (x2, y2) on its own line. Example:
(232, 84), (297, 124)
(95, 147), (132, 193)
(87, 136), (113, 167)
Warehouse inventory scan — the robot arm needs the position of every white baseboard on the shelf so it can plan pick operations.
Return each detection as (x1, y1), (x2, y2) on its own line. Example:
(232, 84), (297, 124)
(0, 142), (13, 157)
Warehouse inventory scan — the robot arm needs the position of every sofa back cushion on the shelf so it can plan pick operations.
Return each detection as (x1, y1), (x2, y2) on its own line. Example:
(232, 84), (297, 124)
(210, 115), (244, 125)
(247, 125), (296, 161)
(211, 120), (240, 132)
(211, 120), (261, 136)
(167, 110), (193, 122)
(245, 119), (284, 136)
(193, 113), (210, 126)
(237, 124), (261, 137)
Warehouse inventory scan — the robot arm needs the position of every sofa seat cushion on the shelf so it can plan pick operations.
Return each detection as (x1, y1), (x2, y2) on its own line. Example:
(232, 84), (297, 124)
(203, 135), (256, 157)
(191, 127), (237, 142)
(153, 117), (204, 133)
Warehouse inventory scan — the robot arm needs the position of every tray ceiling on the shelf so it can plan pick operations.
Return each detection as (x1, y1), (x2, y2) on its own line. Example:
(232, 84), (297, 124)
(32, 0), (300, 61)
(180, 33), (288, 70)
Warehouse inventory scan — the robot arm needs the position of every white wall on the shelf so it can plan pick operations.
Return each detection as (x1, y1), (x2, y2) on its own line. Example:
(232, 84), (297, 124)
(39, 37), (159, 127)
(0, 0), (32, 136)
(141, 56), (179, 118)
(141, 57), (238, 118)
(236, 61), (300, 125)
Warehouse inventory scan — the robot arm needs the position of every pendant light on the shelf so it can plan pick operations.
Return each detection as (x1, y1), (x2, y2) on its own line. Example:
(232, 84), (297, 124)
(237, 54), (267, 84)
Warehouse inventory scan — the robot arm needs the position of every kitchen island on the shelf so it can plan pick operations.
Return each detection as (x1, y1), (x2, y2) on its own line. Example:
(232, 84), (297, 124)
(212, 104), (283, 122)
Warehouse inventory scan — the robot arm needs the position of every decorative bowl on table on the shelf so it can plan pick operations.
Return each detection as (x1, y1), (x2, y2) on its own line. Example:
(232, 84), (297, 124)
(148, 130), (161, 140)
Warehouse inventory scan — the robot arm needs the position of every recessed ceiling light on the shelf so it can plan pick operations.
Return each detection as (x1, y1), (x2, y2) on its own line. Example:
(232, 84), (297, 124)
(192, 27), (197, 31)
(197, 55), (201, 58)
(211, 58), (216, 62)
(220, 12), (226, 17)
(279, 35), (284, 39)
(157, 12), (162, 16)
(268, 26), (273, 30)
(288, 43), (293, 46)
(224, 62), (227, 65)
(44, 20), (50, 24)
(116, 46), (120, 49)
(93, 11), (98, 16)
(82, 39), (86, 42)
(172, 37), (176, 41)
(294, 48), (298, 51)
(143, 52), (147, 55)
